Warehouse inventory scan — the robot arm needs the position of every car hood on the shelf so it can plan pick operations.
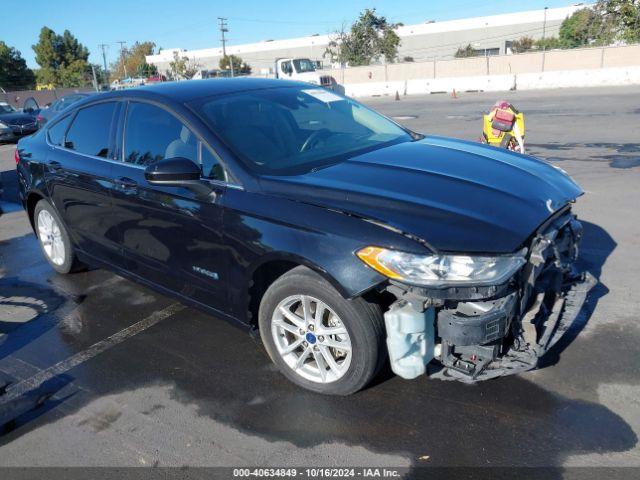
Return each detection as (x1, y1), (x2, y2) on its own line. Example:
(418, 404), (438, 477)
(259, 136), (583, 253)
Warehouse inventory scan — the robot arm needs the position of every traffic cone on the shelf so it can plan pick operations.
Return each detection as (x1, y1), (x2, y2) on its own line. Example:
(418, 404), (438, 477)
(395, 91), (400, 101)
(451, 89), (458, 99)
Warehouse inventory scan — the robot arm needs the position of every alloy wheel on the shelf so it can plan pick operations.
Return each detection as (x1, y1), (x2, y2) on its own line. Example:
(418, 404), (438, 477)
(271, 294), (352, 383)
(37, 210), (65, 266)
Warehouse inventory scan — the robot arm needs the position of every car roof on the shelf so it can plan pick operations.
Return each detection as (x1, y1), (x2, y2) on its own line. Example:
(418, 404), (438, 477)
(63, 92), (94, 98)
(112, 78), (309, 103)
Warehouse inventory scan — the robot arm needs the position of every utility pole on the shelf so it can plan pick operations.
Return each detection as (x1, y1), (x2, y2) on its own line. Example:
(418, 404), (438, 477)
(218, 17), (234, 77)
(90, 64), (99, 92)
(541, 7), (548, 72)
(98, 43), (110, 87)
(117, 41), (128, 78)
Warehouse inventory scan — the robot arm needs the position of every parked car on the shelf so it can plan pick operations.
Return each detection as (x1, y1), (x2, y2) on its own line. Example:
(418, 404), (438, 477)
(36, 92), (95, 128)
(15, 79), (593, 395)
(0, 102), (38, 142)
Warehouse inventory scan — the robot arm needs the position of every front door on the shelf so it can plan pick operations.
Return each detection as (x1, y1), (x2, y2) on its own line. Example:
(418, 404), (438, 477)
(109, 101), (230, 312)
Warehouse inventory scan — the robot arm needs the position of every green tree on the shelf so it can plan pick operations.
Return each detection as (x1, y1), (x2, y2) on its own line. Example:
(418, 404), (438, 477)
(219, 55), (251, 75)
(535, 37), (563, 50)
(510, 36), (535, 53)
(592, 0), (640, 44)
(168, 51), (201, 80)
(32, 27), (90, 87)
(454, 44), (476, 58)
(136, 61), (158, 78)
(549, 1), (640, 49)
(326, 8), (401, 66)
(0, 41), (35, 90)
(559, 8), (600, 47)
(110, 41), (156, 79)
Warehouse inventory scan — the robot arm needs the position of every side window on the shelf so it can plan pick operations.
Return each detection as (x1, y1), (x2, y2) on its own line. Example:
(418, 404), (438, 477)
(124, 102), (197, 167)
(65, 102), (117, 158)
(47, 114), (72, 146)
(201, 144), (225, 181)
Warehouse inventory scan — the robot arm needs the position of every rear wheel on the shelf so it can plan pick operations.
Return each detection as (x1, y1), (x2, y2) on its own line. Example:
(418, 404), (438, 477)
(259, 266), (385, 395)
(34, 200), (83, 274)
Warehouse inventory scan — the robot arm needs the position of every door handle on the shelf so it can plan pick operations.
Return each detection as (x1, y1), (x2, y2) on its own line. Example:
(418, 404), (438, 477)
(48, 160), (63, 172)
(116, 176), (138, 191)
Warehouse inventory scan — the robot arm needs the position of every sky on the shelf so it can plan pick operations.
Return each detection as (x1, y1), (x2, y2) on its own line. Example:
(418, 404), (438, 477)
(3, 0), (578, 69)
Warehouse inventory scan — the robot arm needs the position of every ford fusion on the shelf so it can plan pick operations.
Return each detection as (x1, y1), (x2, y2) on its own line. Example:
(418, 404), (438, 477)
(15, 79), (594, 395)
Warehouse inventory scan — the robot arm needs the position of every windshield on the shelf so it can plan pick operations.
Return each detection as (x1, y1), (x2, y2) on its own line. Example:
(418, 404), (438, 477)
(293, 59), (316, 73)
(0, 103), (17, 114)
(193, 86), (412, 175)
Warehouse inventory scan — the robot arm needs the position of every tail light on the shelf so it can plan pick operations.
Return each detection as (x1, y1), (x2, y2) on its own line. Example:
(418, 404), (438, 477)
(14, 149), (20, 165)
(36, 114), (44, 123)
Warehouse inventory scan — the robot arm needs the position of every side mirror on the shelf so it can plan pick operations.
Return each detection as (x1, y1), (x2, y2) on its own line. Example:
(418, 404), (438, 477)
(145, 157), (201, 185)
(144, 157), (215, 199)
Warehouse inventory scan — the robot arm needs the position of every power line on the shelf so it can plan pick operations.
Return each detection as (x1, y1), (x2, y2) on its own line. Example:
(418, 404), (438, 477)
(147, 21), (563, 66)
(210, 24), (555, 64)
(398, 24), (554, 57)
(226, 16), (340, 26)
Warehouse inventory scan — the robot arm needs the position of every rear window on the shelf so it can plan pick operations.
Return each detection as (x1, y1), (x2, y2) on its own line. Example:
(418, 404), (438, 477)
(47, 115), (72, 146)
(64, 102), (117, 158)
(55, 94), (85, 112)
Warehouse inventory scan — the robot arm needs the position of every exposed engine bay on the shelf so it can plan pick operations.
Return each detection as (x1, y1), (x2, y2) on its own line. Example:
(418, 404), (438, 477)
(383, 206), (596, 382)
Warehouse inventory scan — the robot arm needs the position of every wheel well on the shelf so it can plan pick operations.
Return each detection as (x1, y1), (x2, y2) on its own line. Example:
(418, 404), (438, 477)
(248, 260), (299, 330)
(26, 192), (44, 231)
(247, 259), (393, 331)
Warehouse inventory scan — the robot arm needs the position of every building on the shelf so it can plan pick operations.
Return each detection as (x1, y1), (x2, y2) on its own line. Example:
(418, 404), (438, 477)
(146, 4), (588, 75)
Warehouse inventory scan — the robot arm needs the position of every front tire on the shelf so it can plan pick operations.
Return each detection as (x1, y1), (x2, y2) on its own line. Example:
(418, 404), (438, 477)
(259, 266), (385, 395)
(34, 199), (83, 274)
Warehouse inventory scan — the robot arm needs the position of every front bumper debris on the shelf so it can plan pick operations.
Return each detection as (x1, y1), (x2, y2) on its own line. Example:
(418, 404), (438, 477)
(384, 207), (597, 382)
(431, 270), (596, 382)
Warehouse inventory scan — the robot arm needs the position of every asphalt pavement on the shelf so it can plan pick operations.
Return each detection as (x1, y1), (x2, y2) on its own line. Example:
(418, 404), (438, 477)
(0, 86), (639, 472)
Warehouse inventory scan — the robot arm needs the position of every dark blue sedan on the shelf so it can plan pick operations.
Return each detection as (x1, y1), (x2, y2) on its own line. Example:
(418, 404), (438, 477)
(0, 102), (38, 142)
(15, 79), (593, 394)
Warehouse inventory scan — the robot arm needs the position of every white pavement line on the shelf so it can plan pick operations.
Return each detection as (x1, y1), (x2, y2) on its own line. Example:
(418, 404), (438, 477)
(0, 302), (185, 404)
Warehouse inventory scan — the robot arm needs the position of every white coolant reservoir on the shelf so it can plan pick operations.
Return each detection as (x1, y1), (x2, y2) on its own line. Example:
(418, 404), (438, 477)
(383, 302), (435, 379)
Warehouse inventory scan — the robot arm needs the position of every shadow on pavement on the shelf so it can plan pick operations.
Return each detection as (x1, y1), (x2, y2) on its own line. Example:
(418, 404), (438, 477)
(538, 220), (614, 369)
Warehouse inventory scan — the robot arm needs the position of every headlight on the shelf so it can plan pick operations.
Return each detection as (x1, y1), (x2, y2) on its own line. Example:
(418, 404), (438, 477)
(356, 246), (526, 288)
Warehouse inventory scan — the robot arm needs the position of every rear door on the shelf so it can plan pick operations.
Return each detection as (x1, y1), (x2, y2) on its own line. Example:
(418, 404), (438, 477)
(108, 100), (230, 311)
(44, 101), (124, 265)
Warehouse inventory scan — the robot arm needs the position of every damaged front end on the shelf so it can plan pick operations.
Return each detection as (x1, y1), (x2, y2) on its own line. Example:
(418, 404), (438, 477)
(382, 207), (596, 382)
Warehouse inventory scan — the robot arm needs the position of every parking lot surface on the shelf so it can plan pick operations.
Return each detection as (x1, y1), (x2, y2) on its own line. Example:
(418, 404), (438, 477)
(0, 86), (639, 470)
